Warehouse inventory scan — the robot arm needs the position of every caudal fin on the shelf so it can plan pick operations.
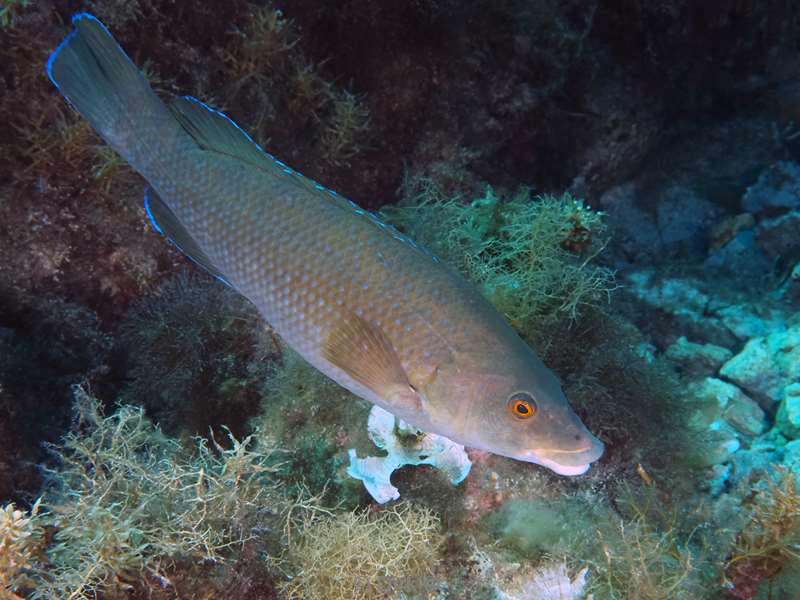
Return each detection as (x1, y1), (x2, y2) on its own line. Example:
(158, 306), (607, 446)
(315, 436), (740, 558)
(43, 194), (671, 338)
(47, 13), (186, 175)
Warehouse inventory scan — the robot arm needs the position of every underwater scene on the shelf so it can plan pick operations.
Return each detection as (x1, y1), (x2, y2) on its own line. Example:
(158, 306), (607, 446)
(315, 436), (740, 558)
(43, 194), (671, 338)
(2, 1), (800, 599)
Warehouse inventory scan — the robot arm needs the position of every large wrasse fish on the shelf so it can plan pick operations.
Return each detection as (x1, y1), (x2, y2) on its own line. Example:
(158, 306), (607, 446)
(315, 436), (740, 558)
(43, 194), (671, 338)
(47, 13), (603, 476)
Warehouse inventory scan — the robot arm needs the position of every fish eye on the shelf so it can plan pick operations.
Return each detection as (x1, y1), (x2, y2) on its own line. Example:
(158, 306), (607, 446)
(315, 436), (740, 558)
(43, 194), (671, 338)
(508, 392), (537, 419)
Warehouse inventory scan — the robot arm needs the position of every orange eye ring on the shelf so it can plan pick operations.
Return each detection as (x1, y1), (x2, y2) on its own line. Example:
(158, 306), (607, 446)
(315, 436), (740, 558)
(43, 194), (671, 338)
(508, 393), (536, 419)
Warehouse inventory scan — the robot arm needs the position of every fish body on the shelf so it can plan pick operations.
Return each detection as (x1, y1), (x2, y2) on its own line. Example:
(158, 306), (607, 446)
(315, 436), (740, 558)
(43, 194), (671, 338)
(47, 14), (603, 475)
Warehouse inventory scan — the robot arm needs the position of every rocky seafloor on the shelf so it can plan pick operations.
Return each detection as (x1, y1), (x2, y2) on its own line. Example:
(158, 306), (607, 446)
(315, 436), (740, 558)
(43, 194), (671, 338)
(2, 1), (800, 599)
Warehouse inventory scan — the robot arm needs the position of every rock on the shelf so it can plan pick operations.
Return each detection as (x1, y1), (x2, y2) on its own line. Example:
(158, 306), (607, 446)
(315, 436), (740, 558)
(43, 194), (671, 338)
(704, 230), (772, 280)
(712, 302), (786, 341)
(626, 270), (783, 346)
(601, 182), (660, 263)
(726, 446), (781, 490)
(634, 341), (657, 363)
(706, 463), (733, 497)
(776, 382), (800, 439)
(627, 271), (710, 317)
(777, 262), (800, 303)
(724, 391), (768, 437)
(347, 405), (472, 504)
(709, 213), (756, 250)
(665, 336), (733, 375)
(601, 182), (721, 264)
(742, 161), (800, 213)
(755, 209), (800, 259)
(655, 185), (722, 258)
(783, 439), (800, 480)
(720, 316), (800, 408)
(688, 377), (766, 437)
(707, 444), (783, 497)
(700, 421), (741, 466)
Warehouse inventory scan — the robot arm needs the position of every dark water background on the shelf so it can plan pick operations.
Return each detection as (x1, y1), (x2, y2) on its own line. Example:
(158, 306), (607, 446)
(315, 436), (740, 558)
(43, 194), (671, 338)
(1, 1), (799, 598)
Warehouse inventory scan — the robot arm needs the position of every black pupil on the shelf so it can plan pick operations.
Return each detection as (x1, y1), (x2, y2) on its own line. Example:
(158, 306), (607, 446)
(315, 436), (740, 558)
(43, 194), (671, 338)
(516, 402), (529, 414)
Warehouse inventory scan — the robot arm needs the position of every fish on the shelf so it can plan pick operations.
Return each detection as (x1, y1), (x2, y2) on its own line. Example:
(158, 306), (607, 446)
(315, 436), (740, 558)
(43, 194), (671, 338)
(47, 13), (604, 476)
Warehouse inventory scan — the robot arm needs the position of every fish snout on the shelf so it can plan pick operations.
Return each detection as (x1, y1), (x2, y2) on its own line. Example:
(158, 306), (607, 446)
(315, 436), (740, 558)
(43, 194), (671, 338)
(525, 430), (605, 476)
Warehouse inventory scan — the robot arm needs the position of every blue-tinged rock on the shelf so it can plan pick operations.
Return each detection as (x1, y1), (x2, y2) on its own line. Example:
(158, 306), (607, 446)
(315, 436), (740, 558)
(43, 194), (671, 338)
(724, 389), (769, 437)
(656, 185), (722, 259)
(720, 315), (800, 408)
(712, 302), (786, 341)
(627, 270), (784, 345)
(707, 436), (784, 496)
(628, 271), (710, 317)
(666, 337), (733, 375)
(755, 209), (800, 259)
(731, 445), (782, 485)
(601, 183), (660, 263)
(602, 182), (722, 264)
(776, 382), (800, 439)
(689, 377), (767, 437)
(705, 230), (772, 281)
(784, 439), (800, 479)
(742, 161), (800, 213)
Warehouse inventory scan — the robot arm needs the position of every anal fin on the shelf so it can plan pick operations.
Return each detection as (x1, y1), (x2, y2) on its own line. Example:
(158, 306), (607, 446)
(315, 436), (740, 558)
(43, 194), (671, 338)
(144, 187), (231, 287)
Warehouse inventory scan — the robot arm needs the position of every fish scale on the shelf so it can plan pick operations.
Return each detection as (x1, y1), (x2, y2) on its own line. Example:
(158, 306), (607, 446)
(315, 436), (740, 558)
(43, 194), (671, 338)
(159, 147), (459, 414)
(46, 12), (604, 475)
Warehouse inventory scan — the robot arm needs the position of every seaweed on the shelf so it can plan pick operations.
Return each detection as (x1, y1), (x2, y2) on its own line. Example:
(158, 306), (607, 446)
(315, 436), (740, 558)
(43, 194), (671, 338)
(0, 499), (42, 600)
(281, 502), (442, 600)
(32, 386), (284, 598)
(218, 2), (371, 168)
(117, 273), (276, 437)
(0, 0), (30, 29)
(251, 348), (369, 508)
(724, 468), (800, 599)
(487, 497), (588, 561)
(319, 89), (371, 166)
(584, 485), (715, 600)
(382, 185), (617, 333)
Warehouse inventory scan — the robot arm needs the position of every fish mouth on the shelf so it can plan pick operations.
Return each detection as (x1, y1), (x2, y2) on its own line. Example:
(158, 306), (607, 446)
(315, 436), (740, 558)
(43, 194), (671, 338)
(524, 437), (605, 477)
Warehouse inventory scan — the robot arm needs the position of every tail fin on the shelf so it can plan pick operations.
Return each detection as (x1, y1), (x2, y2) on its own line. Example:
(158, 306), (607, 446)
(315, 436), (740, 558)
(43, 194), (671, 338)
(47, 13), (186, 175)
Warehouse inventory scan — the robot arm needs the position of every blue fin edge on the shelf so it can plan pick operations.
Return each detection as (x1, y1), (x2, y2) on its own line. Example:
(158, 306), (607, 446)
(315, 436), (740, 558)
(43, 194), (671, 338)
(143, 187), (163, 235)
(46, 13), (109, 89)
(181, 95), (271, 155)
(143, 188), (232, 288)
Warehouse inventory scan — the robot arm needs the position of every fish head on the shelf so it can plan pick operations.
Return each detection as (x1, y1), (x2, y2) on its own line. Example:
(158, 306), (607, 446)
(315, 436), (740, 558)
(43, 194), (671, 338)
(422, 346), (604, 476)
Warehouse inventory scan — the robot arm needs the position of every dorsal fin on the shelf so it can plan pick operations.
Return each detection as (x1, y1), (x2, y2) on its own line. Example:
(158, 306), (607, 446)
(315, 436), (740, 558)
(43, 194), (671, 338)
(170, 96), (272, 169)
(144, 187), (231, 286)
(169, 96), (430, 254)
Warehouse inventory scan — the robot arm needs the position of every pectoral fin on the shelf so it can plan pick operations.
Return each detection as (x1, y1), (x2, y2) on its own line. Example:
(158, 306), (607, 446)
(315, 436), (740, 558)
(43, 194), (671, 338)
(322, 311), (421, 413)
